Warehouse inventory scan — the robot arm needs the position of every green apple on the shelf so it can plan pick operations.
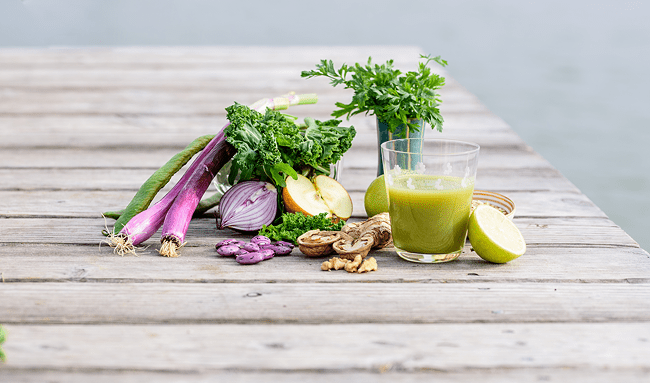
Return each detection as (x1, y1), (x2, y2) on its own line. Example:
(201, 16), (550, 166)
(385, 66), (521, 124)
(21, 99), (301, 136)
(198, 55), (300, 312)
(364, 175), (389, 217)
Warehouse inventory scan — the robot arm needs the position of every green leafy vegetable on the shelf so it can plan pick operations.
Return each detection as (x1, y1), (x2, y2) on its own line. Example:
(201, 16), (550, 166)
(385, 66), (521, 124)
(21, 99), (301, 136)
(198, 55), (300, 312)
(301, 54), (447, 135)
(258, 212), (345, 243)
(225, 103), (356, 186)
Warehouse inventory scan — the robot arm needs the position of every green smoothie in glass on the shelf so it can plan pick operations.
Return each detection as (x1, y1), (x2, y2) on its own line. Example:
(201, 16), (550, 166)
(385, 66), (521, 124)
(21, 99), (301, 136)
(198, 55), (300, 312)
(388, 174), (474, 254)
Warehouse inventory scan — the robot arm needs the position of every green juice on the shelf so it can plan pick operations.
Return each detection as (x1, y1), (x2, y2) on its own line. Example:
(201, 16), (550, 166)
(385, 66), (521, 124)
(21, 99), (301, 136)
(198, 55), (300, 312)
(388, 174), (474, 254)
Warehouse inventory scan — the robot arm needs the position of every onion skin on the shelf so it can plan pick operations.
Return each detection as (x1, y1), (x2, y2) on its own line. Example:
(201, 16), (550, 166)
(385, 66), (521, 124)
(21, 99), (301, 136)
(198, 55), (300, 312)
(218, 181), (278, 232)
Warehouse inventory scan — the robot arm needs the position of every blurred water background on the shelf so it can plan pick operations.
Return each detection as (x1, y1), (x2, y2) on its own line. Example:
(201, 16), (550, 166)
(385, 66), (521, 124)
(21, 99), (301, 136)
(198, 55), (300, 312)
(1, 0), (648, 250)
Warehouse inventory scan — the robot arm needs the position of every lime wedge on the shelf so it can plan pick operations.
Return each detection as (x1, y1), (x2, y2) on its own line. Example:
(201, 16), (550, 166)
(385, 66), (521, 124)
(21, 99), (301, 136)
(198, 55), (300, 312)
(468, 204), (526, 263)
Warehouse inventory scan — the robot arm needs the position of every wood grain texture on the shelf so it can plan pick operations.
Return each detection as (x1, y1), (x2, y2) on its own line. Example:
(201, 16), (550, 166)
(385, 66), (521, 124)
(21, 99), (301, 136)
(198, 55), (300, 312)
(1, 282), (650, 324)
(1, 323), (649, 372)
(0, 133), (534, 168)
(1, 46), (648, 380)
(0, 216), (634, 246)
(0, 113), (515, 148)
(2, 370), (649, 383)
(0, 244), (648, 284)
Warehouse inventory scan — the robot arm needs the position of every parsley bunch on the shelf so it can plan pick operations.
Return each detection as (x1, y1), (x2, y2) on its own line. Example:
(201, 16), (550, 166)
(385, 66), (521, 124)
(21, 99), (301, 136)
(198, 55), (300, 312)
(258, 212), (344, 244)
(301, 54), (448, 135)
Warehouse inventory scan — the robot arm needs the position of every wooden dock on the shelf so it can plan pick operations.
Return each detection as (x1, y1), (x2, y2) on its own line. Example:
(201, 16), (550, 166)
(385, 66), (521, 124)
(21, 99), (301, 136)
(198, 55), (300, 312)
(1, 46), (649, 381)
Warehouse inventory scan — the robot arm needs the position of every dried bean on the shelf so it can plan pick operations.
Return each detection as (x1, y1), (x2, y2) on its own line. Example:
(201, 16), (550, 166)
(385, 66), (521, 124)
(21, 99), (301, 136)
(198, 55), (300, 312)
(275, 241), (295, 249)
(216, 244), (242, 257)
(251, 235), (271, 245)
(271, 245), (292, 256)
(242, 242), (261, 252)
(215, 238), (239, 249)
(258, 249), (275, 260)
(236, 252), (265, 265)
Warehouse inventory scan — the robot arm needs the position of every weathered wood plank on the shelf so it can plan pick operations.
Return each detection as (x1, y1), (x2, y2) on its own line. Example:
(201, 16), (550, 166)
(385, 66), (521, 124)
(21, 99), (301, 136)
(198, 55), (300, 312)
(0, 172), (576, 217)
(1, 323), (650, 377)
(0, 181), (584, 219)
(0, 89), (488, 115)
(2, 369), (649, 383)
(0, 216), (631, 246)
(0, 245), (648, 284)
(0, 144), (540, 170)
(0, 69), (460, 91)
(1, 282), (650, 324)
(0, 166), (579, 195)
(0, 113), (514, 148)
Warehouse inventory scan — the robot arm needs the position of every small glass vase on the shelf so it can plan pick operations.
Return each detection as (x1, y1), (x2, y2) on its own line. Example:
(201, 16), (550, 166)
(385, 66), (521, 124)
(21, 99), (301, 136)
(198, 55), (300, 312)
(376, 117), (425, 176)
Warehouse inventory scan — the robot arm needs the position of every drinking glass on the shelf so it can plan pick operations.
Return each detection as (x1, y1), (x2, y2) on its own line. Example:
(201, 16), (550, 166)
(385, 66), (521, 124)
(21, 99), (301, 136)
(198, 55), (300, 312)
(381, 139), (480, 263)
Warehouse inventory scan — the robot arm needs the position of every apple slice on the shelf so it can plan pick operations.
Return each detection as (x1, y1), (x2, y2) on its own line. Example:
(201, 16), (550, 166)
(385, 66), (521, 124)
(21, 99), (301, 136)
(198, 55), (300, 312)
(283, 174), (353, 222)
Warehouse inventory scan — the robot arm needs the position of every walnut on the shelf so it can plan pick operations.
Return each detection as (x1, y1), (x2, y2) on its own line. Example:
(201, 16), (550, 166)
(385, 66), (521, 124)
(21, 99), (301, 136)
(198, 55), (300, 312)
(297, 230), (353, 257)
(321, 257), (349, 271)
(322, 255), (378, 273)
(358, 257), (378, 273)
(307, 215), (390, 271)
(344, 254), (363, 273)
(332, 234), (374, 260)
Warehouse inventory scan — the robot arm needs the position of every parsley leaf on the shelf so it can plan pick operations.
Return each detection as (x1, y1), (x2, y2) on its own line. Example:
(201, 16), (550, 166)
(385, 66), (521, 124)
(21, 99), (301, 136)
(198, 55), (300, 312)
(258, 212), (344, 243)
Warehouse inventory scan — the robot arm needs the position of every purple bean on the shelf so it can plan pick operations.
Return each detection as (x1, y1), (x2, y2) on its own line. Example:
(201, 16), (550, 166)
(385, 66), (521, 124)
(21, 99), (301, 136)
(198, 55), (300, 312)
(272, 245), (292, 256)
(275, 241), (295, 249)
(242, 242), (261, 252)
(258, 249), (275, 260)
(234, 248), (250, 256)
(215, 238), (239, 249)
(251, 235), (271, 245)
(236, 252), (264, 265)
(216, 244), (242, 257)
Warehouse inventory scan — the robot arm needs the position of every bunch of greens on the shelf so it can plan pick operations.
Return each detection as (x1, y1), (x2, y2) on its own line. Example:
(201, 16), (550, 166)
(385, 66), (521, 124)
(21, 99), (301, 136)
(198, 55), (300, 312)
(301, 54), (447, 135)
(258, 212), (345, 243)
(225, 103), (356, 186)
(106, 102), (356, 254)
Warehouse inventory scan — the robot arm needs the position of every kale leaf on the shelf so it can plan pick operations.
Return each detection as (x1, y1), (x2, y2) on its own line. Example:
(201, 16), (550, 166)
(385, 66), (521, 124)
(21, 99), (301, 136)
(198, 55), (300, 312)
(224, 103), (356, 187)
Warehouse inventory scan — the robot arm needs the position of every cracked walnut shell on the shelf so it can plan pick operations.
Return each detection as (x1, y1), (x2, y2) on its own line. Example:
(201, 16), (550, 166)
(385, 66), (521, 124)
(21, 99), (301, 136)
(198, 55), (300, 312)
(297, 230), (353, 257)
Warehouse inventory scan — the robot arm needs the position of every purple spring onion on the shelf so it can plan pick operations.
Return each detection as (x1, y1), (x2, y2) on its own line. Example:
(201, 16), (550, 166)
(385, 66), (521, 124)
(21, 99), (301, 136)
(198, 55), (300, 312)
(217, 181), (278, 232)
(159, 138), (236, 257)
(108, 129), (227, 255)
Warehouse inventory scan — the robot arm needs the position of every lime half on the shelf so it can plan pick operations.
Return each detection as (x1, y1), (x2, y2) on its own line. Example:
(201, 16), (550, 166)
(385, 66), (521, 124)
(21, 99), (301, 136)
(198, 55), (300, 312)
(468, 204), (526, 263)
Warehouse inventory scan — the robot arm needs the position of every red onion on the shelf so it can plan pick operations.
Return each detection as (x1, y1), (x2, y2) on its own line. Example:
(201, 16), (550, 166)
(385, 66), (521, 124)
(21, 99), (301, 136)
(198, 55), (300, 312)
(218, 181), (278, 231)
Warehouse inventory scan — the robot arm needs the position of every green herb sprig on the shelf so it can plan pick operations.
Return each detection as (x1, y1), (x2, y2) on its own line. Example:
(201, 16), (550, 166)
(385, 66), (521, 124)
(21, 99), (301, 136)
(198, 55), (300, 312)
(258, 212), (344, 244)
(301, 54), (448, 135)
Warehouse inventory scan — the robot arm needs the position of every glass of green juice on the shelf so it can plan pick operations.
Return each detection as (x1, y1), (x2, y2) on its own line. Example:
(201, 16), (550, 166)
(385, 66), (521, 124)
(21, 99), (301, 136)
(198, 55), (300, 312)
(381, 139), (480, 263)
